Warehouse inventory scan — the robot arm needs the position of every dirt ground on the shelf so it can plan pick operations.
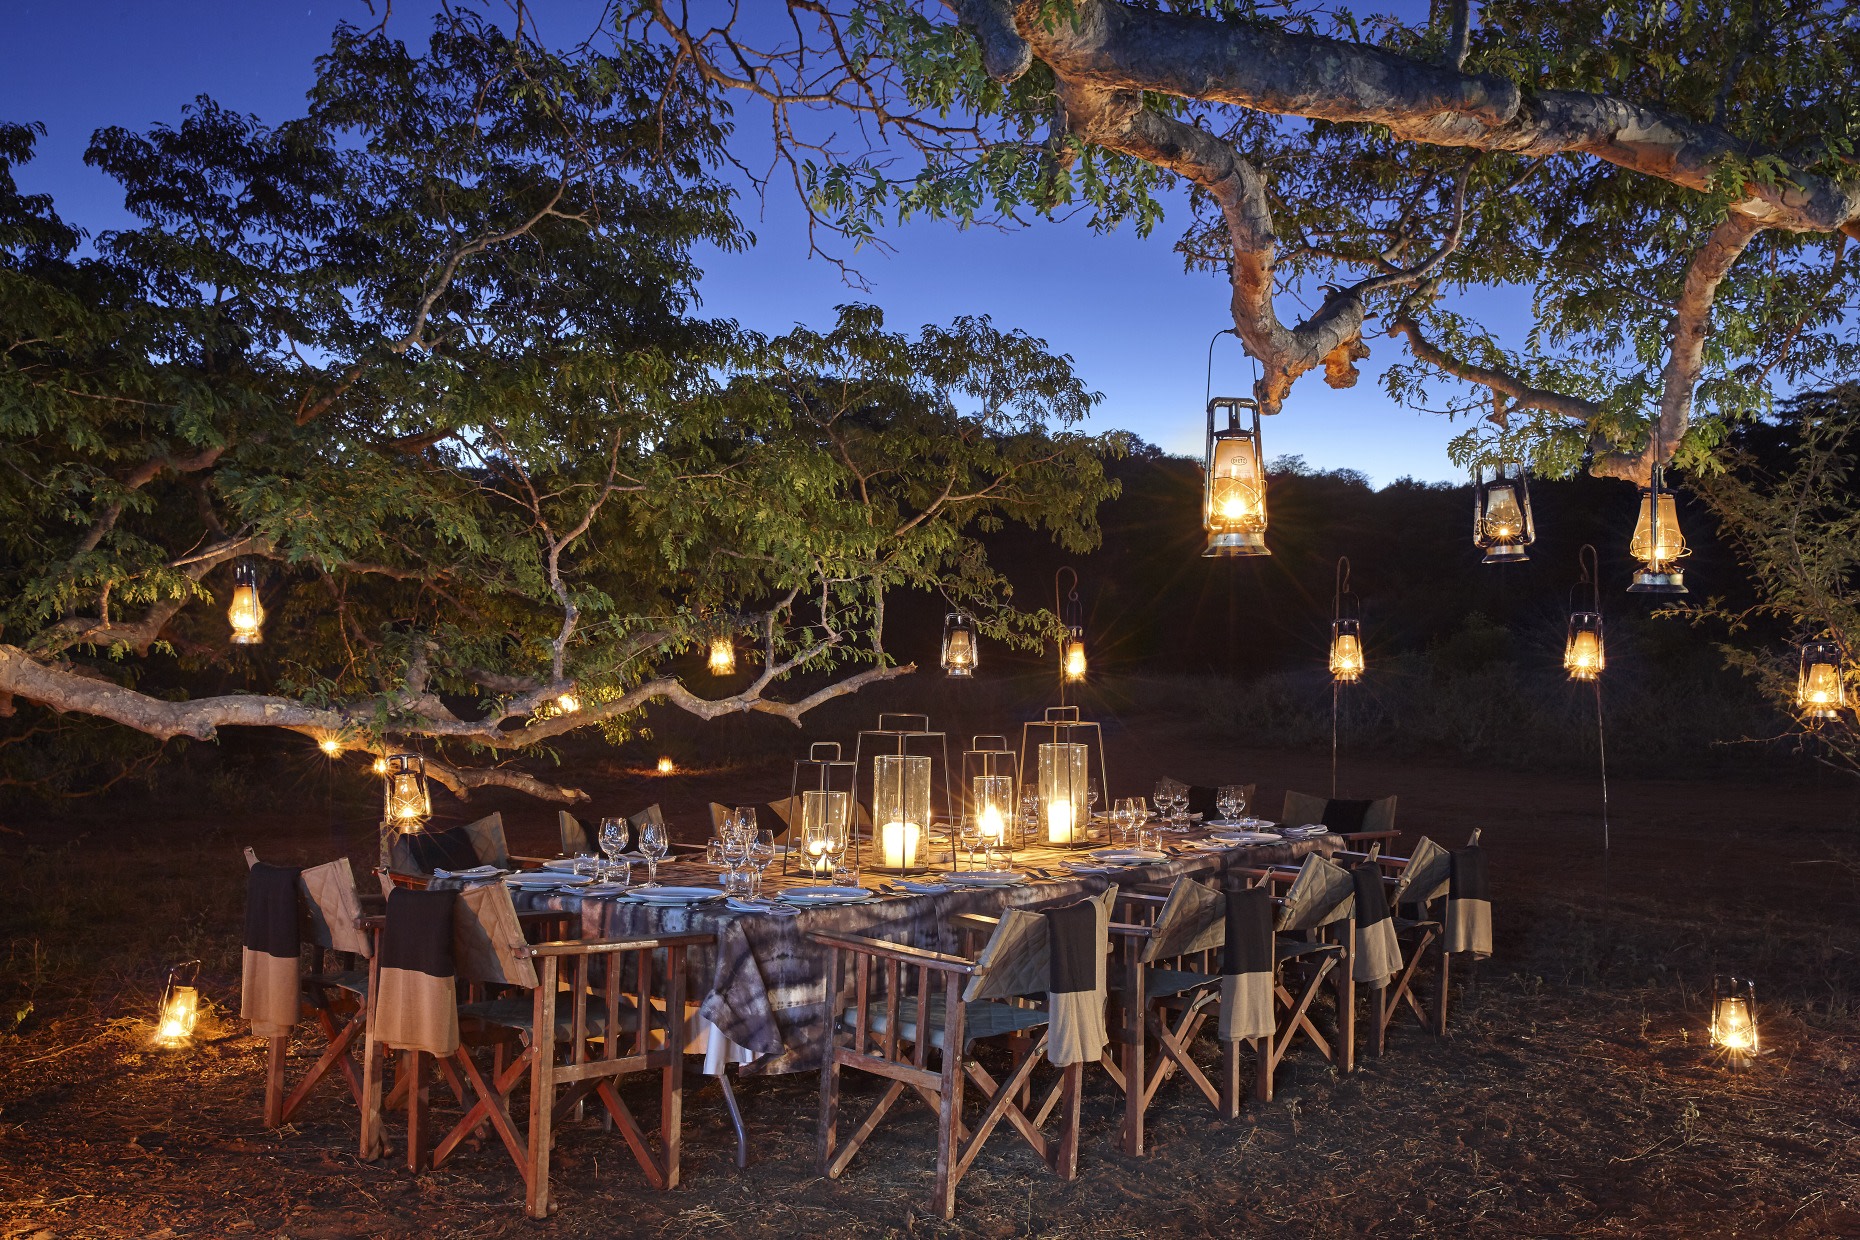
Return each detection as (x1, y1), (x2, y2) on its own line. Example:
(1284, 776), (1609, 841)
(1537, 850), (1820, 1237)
(3, 709), (1858, 1238)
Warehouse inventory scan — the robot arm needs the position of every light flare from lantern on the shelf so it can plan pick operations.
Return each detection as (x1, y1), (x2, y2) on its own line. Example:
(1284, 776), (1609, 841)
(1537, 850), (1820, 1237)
(227, 562), (265, 645)
(1063, 635), (1087, 682)
(317, 736), (344, 757)
(657, 755), (676, 775)
(708, 637), (736, 676)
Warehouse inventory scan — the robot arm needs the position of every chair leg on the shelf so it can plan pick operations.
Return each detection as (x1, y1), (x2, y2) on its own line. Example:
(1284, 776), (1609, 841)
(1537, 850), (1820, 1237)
(527, 999), (559, 1219)
(1336, 959), (1356, 1075)
(1052, 1062), (1083, 1181)
(1434, 941), (1452, 1036)
(661, 1043), (684, 1189)
(818, 1049), (842, 1175)
(402, 1050), (430, 1172)
(263, 1035), (288, 1128)
(1218, 1038), (1242, 1119)
(359, 1037), (386, 1160)
(1253, 1035), (1275, 1104)
(1368, 986), (1388, 1057)
(1120, 1012), (1146, 1156)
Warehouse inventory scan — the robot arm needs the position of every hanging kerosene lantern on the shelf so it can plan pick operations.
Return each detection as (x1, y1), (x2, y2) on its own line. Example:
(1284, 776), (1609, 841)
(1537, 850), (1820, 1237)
(1328, 557), (1364, 684)
(1056, 566), (1086, 689)
(1203, 396), (1269, 557)
(1798, 639), (1846, 720)
(381, 753), (431, 832)
(228, 560), (266, 645)
(1565, 545), (1606, 682)
(707, 635), (737, 676)
(1473, 462), (1535, 563)
(941, 611), (978, 678)
(1627, 436), (1689, 594)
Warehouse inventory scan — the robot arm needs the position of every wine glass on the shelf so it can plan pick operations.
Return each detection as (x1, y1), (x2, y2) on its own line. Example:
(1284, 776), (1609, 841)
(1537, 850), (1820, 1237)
(599, 818), (628, 881)
(1230, 786), (1249, 821)
(749, 829), (776, 898)
(1087, 780), (1100, 818)
(706, 838), (726, 870)
(639, 819), (669, 888)
(958, 820), (984, 872)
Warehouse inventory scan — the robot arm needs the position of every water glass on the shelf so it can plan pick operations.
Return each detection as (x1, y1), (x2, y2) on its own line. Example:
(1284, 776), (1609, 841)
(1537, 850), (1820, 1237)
(639, 819), (669, 887)
(599, 818), (628, 879)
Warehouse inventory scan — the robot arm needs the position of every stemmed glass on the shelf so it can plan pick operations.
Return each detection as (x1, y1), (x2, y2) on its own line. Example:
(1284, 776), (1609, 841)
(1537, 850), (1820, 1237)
(638, 818), (669, 888)
(599, 818), (628, 881)
(748, 829), (776, 898)
(958, 820), (985, 872)
(721, 822), (750, 896)
(1087, 780), (1100, 819)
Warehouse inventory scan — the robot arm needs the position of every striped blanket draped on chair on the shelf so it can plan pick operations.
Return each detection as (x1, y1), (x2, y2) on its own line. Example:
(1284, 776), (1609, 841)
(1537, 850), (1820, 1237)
(241, 862), (302, 1038)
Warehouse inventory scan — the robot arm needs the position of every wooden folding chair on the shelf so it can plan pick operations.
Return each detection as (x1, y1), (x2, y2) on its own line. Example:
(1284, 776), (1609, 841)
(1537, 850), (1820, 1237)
(813, 888), (1115, 1221)
(1102, 879), (1227, 1155)
(241, 852), (377, 1128)
(1232, 854), (1357, 1101)
(1281, 789), (1400, 852)
(433, 882), (707, 1218)
(1337, 836), (1452, 1053)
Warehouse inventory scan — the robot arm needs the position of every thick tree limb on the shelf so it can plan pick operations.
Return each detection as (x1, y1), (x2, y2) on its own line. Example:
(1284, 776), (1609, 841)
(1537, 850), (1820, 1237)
(423, 759), (590, 805)
(1386, 313), (1604, 424)
(1591, 213), (1765, 481)
(1014, 0), (1860, 235)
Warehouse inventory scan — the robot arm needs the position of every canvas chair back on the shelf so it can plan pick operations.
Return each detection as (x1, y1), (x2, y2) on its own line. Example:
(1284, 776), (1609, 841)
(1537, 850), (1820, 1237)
(241, 861), (303, 1039)
(1219, 884), (1275, 1041)
(1044, 891), (1114, 1067)
(1445, 843), (1492, 957)
(559, 811), (589, 857)
(300, 857), (371, 958)
(373, 888), (460, 1056)
(1141, 877), (1226, 964)
(764, 795), (800, 840)
(1350, 862), (1403, 987)
(1277, 853), (1355, 932)
(1281, 790), (1396, 834)
(452, 881), (539, 989)
(1390, 835), (1451, 908)
(1165, 780), (1254, 820)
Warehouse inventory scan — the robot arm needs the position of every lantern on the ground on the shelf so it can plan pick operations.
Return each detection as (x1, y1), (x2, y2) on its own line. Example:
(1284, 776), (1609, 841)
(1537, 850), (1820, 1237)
(1473, 463), (1535, 563)
(1203, 396), (1269, 557)
(707, 636), (736, 676)
(156, 960), (201, 1045)
(873, 754), (931, 870)
(1709, 976), (1759, 1066)
(941, 611), (978, 678)
(1564, 545), (1606, 682)
(1038, 741), (1090, 845)
(382, 753), (430, 832)
(1628, 454), (1688, 593)
(1328, 557), (1364, 683)
(228, 560), (265, 645)
(657, 755), (675, 775)
(1798, 640), (1846, 720)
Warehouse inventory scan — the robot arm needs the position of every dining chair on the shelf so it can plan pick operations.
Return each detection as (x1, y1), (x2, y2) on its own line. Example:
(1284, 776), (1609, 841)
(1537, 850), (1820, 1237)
(432, 881), (711, 1218)
(1280, 790), (1400, 851)
(558, 810), (589, 857)
(1102, 877), (1228, 1155)
(240, 854), (377, 1128)
(1231, 853), (1357, 1101)
(812, 887), (1117, 1220)
(389, 812), (551, 876)
(1162, 779), (1257, 819)
(1337, 836), (1453, 1051)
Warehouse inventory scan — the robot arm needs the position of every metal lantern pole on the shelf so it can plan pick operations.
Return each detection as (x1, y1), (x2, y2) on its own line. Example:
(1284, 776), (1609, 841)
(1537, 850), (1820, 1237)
(1055, 566), (1083, 707)
(1328, 556), (1361, 797)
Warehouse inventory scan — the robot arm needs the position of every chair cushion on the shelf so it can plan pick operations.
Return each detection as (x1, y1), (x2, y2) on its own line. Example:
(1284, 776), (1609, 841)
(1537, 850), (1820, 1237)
(402, 827), (481, 876)
(459, 995), (639, 1042)
(843, 996), (1049, 1051)
(1321, 798), (1375, 832)
(1110, 966), (1217, 999)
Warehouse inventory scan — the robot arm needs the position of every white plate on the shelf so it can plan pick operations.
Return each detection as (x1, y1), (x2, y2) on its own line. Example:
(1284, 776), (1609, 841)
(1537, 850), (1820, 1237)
(1088, 849), (1167, 865)
(539, 857), (589, 872)
(508, 872), (591, 887)
(623, 885), (725, 904)
(1209, 831), (1284, 846)
(778, 886), (875, 906)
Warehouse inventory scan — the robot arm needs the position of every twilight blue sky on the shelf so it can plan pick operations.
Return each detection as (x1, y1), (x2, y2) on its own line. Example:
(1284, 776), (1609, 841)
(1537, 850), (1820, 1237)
(1, 1), (1498, 483)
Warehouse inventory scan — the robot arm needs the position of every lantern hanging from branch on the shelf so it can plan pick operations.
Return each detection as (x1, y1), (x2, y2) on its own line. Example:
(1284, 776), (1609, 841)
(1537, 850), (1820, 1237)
(941, 611), (978, 678)
(1798, 639), (1846, 720)
(1328, 557), (1364, 684)
(156, 959), (201, 1045)
(227, 560), (265, 645)
(1627, 443), (1689, 593)
(707, 635), (736, 676)
(1564, 545), (1606, 682)
(1055, 566), (1087, 693)
(1709, 976), (1760, 1067)
(1203, 396), (1270, 557)
(555, 690), (581, 715)
(1473, 462), (1535, 563)
(382, 753), (431, 832)
(317, 734), (344, 757)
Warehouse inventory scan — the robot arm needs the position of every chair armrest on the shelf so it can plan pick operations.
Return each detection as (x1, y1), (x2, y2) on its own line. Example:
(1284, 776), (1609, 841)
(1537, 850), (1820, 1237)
(522, 930), (715, 958)
(508, 854), (554, 867)
(951, 913), (1001, 934)
(1108, 922), (1154, 940)
(805, 930), (976, 974)
(1116, 890), (1170, 906)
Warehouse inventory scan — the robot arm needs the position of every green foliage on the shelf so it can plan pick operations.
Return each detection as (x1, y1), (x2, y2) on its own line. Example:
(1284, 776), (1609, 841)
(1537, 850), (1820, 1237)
(0, 6), (1122, 777)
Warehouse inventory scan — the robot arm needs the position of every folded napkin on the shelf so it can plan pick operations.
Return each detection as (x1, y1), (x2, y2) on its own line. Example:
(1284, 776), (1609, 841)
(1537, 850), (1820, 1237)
(1061, 861), (1115, 875)
(1278, 824), (1330, 839)
(432, 864), (503, 880)
(726, 898), (799, 916)
(898, 880), (952, 894)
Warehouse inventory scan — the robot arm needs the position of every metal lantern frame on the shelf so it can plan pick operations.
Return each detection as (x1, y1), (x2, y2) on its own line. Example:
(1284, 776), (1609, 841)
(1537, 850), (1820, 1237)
(1203, 395), (1270, 558)
(1627, 437), (1689, 594)
(1709, 975), (1760, 1068)
(1016, 706), (1110, 850)
(156, 958), (202, 1045)
(782, 741), (858, 877)
(1565, 545), (1607, 683)
(1473, 462), (1536, 563)
(382, 752), (432, 833)
(228, 559), (266, 645)
(941, 610), (979, 678)
(960, 734), (1023, 852)
(849, 714), (954, 873)
(1798, 638), (1847, 721)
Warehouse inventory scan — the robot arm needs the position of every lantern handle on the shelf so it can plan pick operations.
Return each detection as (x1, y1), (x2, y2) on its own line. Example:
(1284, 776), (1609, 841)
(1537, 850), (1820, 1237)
(1333, 556), (1357, 621)
(1570, 543), (1602, 616)
(808, 741), (843, 762)
(164, 958), (202, 990)
(1206, 327), (1266, 412)
(1054, 565), (1081, 631)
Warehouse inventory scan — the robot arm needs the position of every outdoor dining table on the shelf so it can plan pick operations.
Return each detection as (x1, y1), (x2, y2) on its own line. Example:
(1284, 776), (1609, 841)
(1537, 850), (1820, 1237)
(501, 827), (1343, 1076)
